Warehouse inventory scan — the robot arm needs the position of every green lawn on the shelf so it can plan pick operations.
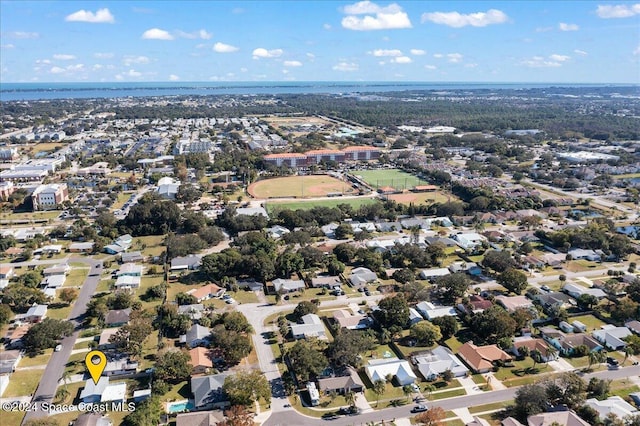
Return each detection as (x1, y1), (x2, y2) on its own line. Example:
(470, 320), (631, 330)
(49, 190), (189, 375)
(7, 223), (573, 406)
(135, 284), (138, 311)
(46, 303), (73, 320)
(431, 388), (467, 400)
(265, 197), (378, 213)
(493, 359), (553, 384)
(18, 349), (53, 367)
(571, 314), (607, 332)
(352, 169), (428, 190)
(0, 210), (61, 221)
(229, 289), (260, 304)
(112, 192), (134, 211)
(3, 369), (45, 397)
(468, 400), (512, 414)
(65, 267), (89, 287)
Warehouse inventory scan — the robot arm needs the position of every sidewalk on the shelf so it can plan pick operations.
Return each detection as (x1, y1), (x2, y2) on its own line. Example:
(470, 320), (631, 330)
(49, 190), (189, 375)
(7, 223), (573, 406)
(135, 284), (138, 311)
(485, 372), (507, 390)
(457, 376), (484, 395)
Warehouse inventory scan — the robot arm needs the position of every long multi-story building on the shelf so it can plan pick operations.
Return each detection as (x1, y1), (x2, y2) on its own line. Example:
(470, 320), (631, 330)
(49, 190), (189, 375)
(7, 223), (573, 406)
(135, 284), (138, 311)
(264, 146), (380, 168)
(31, 183), (69, 211)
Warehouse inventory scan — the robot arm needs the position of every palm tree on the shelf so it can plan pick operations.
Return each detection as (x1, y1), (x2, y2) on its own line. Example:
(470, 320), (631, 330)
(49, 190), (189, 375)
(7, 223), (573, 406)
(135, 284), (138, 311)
(344, 390), (355, 408)
(623, 347), (633, 366)
(402, 384), (412, 402)
(530, 349), (541, 369)
(588, 351), (598, 369)
(423, 384), (435, 400)
(546, 346), (558, 363)
(373, 379), (386, 408)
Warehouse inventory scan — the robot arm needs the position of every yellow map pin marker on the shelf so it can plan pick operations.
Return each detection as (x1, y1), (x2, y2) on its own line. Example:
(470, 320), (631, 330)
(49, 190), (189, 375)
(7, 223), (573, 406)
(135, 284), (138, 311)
(85, 350), (107, 384)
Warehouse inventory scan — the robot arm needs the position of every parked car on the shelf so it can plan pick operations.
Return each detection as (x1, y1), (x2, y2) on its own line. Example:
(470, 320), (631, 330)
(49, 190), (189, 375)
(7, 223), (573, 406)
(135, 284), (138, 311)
(411, 405), (428, 413)
(55, 344), (62, 352)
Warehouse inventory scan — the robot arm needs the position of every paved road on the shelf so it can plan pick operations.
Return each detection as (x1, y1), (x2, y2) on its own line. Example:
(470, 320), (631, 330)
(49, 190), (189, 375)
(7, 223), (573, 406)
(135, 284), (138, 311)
(22, 258), (103, 423)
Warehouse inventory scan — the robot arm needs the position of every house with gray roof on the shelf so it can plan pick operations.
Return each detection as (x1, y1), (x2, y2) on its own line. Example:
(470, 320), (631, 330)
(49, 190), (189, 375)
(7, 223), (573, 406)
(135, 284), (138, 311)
(180, 324), (211, 348)
(271, 278), (305, 294)
(191, 373), (230, 409)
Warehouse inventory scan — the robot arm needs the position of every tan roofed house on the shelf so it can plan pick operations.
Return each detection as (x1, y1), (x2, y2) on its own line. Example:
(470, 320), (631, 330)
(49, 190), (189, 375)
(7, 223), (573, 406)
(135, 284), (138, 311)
(458, 342), (512, 373)
(190, 347), (213, 374)
(188, 283), (225, 302)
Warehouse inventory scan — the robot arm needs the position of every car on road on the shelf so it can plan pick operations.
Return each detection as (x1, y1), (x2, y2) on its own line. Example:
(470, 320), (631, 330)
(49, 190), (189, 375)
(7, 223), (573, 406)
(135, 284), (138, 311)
(338, 406), (360, 416)
(607, 357), (619, 367)
(322, 414), (340, 420)
(411, 405), (428, 413)
(540, 285), (550, 292)
(54, 344), (62, 352)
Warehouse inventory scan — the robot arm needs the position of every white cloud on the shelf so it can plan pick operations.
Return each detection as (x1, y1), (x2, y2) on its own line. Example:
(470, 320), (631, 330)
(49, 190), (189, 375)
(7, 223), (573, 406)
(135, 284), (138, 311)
(94, 52), (114, 59)
(379, 61), (386, 65)
(464, 63), (478, 68)
(123, 55), (150, 66)
(240, 67), (248, 72)
(433, 53), (444, 58)
(53, 54), (76, 60)
(1, 44), (15, 49)
(282, 69), (290, 74)
(447, 53), (463, 63)
(332, 62), (359, 71)
(127, 69), (142, 77)
(252, 48), (283, 59)
(92, 64), (103, 70)
(323, 23), (332, 30)
(6, 31), (39, 39)
(175, 29), (212, 39)
(306, 52), (316, 59)
(574, 49), (588, 56)
(391, 56), (412, 64)
(522, 55), (569, 68)
(283, 60), (303, 67)
(169, 74), (180, 81)
(371, 49), (403, 57)
(50, 66), (65, 74)
(341, 1), (412, 31)
(142, 28), (174, 40)
(36, 59), (52, 64)
(558, 22), (579, 31)
(213, 42), (239, 53)
(65, 8), (115, 23)
(410, 49), (426, 55)
(424, 65), (437, 70)
(66, 64), (84, 71)
(421, 9), (508, 27)
(595, 3), (640, 18)
(535, 26), (553, 33)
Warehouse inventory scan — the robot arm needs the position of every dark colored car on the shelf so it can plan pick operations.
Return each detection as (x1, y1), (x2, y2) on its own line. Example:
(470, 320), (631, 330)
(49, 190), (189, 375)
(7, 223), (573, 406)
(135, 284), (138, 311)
(411, 405), (428, 413)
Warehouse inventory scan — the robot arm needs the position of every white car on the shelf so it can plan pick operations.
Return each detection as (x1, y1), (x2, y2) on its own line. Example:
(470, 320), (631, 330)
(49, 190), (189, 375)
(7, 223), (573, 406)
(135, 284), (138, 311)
(54, 344), (62, 352)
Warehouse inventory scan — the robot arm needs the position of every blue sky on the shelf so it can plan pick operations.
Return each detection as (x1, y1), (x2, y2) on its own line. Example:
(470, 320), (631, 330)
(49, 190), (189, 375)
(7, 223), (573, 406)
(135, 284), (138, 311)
(1, 1), (639, 83)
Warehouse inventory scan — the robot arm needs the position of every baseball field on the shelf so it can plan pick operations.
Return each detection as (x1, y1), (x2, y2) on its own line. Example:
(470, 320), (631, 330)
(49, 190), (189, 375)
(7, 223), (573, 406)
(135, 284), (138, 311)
(352, 169), (429, 191)
(248, 175), (356, 198)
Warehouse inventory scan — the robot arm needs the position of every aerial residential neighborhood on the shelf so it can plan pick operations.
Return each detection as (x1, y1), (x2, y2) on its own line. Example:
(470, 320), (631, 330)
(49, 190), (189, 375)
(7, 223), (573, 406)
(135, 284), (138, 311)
(1, 2), (640, 426)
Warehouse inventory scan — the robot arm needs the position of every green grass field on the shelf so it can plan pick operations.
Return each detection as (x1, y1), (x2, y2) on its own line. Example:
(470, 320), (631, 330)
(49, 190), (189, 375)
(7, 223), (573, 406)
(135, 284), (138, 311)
(352, 169), (428, 190)
(265, 197), (378, 213)
(248, 175), (356, 198)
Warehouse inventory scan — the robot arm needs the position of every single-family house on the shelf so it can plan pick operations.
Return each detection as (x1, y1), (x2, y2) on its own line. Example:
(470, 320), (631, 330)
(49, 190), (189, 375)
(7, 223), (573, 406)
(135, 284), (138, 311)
(236, 279), (264, 292)
(105, 309), (131, 327)
(540, 327), (603, 356)
(585, 396), (639, 420)
(170, 255), (201, 272)
(400, 218), (429, 230)
(43, 263), (70, 276)
(625, 320), (640, 335)
(408, 308), (423, 325)
(5, 324), (29, 349)
(448, 261), (482, 276)
(133, 389), (151, 404)
(512, 337), (557, 362)
(120, 251), (144, 264)
(413, 345), (469, 380)
(116, 264), (143, 277)
(71, 412), (113, 426)
(376, 221), (403, 232)
(568, 248), (601, 262)
(191, 373), (230, 409)
(114, 275), (141, 289)
(0, 266), (15, 280)
(178, 304), (205, 320)
(310, 275), (341, 289)
(365, 358), (417, 386)
(457, 342), (513, 373)
(425, 236), (457, 248)
(176, 411), (225, 426)
(290, 314), (326, 340)
(348, 267), (377, 286)
(104, 244), (125, 255)
(457, 295), (493, 314)
(317, 366), (364, 395)
(190, 347), (213, 374)
(69, 242), (94, 253)
(103, 358), (138, 376)
(235, 207), (269, 218)
(562, 282), (607, 300)
(496, 295), (534, 313)
(41, 274), (66, 288)
(592, 325), (632, 350)
(416, 301), (457, 320)
(535, 292), (574, 312)
(0, 349), (22, 374)
(527, 411), (590, 426)
(180, 324), (211, 348)
(187, 283), (225, 302)
(271, 278), (305, 294)
(266, 225), (290, 239)
(333, 309), (372, 330)
(419, 268), (450, 280)
(468, 417), (492, 426)
(80, 377), (110, 403)
(453, 232), (486, 251)
(98, 328), (119, 350)
(25, 304), (47, 323)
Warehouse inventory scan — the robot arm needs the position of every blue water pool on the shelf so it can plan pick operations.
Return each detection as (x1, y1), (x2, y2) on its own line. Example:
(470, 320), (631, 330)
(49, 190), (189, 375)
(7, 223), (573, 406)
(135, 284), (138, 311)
(167, 400), (195, 413)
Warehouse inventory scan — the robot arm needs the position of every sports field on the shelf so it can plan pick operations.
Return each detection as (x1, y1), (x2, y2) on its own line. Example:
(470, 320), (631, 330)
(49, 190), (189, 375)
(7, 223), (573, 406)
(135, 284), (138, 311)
(248, 175), (356, 198)
(265, 197), (378, 213)
(352, 169), (429, 191)
(386, 190), (452, 205)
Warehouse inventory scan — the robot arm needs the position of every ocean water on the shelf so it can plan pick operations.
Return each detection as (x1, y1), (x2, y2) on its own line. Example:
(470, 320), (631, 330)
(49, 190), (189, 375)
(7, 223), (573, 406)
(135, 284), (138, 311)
(0, 81), (624, 101)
